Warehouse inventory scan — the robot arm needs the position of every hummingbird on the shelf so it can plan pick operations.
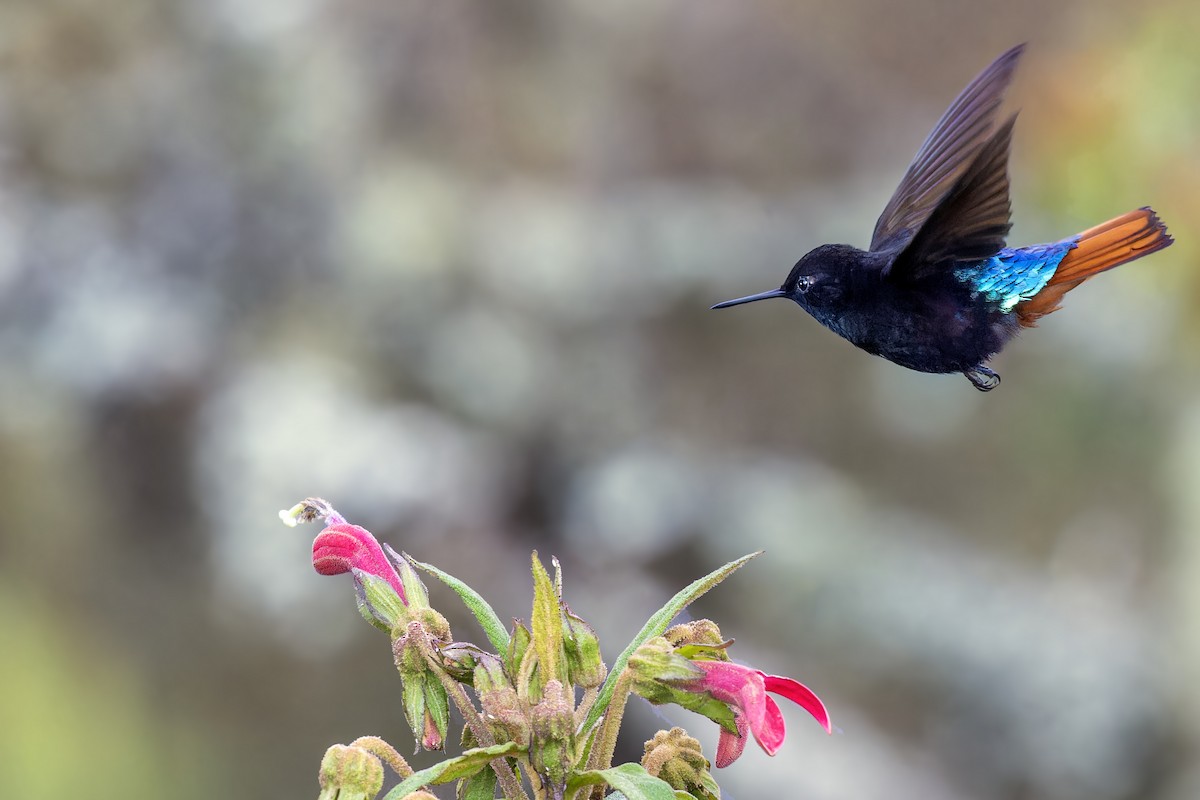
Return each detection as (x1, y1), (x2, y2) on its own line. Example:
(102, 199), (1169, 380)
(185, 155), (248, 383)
(711, 44), (1173, 391)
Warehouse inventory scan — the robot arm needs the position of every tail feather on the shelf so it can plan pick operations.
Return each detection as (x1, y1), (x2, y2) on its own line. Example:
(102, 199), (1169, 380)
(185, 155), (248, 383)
(1016, 207), (1173, 327)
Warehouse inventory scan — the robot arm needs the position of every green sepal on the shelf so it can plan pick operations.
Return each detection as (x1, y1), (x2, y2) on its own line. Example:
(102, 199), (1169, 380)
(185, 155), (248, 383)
(424, 671), (450, 748)
(695, 769), (721, 800)
(385, 544), (431, 609)
(506, 620), (531, 679)
(530, 552), (567, 690)
(675, 644), (730, 662)
(380, 743), (523, 800)
(402, 673), (427, 744)
(352, 568), (407, 632)
(552, 556), (564, 598)
(409, 555), (510, 653)
(632, 681), (737, 735)
(627, 638), (704, 683)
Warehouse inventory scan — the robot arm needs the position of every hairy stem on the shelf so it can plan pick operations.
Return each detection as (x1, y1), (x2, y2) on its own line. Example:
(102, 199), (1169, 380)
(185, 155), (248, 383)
(573, 687), (599, 733)
(349, 736), (412, 778)
(585, 670), (632, 774)
(422, 646), (530, 800)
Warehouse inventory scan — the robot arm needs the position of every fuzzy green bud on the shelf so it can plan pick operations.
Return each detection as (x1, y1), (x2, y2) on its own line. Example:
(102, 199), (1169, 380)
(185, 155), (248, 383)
(628, 637), (705, 686)
(317, 743), (384, 800)
(438, 641), (482, 684)
(393, 622), (450, 751)
(529, 680), (575, 792)
(642, 728), (719, 800)
(563, 607), (606, 688)
(664, 619), (725, 649)
(474, 654), (530, 746)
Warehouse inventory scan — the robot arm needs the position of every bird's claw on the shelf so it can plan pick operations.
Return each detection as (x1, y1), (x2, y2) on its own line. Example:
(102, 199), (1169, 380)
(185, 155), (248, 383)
(965, 366), (1000, 392)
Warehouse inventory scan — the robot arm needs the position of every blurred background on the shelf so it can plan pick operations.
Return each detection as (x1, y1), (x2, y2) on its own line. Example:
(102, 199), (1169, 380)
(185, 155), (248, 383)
(1, 0), (1198, 798)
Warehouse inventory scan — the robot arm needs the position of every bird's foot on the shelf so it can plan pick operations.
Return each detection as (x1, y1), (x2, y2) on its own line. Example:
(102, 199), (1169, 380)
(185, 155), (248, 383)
(964, 366), (1000, 392)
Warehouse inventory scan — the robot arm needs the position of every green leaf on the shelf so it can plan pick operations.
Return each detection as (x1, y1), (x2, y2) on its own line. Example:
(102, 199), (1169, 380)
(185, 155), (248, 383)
(567, 763), (679, 800)
(381, 743), (522, 800)
(409, 556), (510, 653)
(458, 765), (498, 800)
(581, 552), (760, 736)
(530, 551), (566, 688)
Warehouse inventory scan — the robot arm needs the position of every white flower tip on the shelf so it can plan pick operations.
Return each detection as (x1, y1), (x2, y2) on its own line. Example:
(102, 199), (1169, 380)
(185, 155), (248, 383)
(279, 497), (338, 527)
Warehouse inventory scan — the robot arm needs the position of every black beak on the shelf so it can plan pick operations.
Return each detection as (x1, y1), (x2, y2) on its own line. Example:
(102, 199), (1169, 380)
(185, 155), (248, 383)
(710, 288), (787, 309)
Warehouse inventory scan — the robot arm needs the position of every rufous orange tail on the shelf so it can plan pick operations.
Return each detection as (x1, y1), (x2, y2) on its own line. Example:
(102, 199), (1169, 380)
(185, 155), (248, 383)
(1016, 207), (1173, 327)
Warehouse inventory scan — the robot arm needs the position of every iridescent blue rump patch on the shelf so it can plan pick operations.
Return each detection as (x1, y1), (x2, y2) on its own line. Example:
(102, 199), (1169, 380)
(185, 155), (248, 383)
(953, 240), (1077, 312)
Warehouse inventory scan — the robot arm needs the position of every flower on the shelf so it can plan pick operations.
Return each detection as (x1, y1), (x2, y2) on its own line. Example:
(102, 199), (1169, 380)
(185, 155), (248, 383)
(687, 660), (831, 768)
(312, 522), (408, 605)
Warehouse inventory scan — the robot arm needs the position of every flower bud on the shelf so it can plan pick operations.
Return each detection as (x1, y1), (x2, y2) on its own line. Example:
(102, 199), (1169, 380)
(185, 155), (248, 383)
(317, 743), (384, 800)
(506, 620), (540, 699)
(474, 654), (530, 746)
(642, 728), (719, 800)
(394, 623), (428, 677)
(529, 680), (575, 792)
(397, 792), (437, 800)
(665, 619), (725, 648)
(628, 637), (704, 686)
(413, 607), (452, 644)
(563, 607), (607, 688)
(393, 622), (450, 751)
(506, 620), (531, 672)
(312, 522), (407, 605)
(438, 641), (483, 684)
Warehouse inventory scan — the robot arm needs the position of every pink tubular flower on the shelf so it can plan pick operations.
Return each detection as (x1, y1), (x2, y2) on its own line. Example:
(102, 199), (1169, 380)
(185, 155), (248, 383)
(312, 522), (408, 605)
(689, 661), (831, 768)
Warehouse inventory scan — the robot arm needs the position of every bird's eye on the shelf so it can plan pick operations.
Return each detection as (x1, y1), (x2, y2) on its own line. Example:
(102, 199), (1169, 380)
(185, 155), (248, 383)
(796, 276), (814, 293)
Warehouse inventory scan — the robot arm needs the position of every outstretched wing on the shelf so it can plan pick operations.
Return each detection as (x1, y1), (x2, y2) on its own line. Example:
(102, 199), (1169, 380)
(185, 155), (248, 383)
(884, 115), (1016, 279)
(869, 44), (1024, 254)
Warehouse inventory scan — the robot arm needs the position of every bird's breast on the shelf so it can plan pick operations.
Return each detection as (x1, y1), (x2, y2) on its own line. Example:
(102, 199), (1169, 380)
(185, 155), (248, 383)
(810, 279), (1017, 374)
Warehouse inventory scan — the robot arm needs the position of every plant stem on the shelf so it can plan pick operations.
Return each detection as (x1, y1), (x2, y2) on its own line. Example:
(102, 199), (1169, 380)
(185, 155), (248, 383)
(573, 687), (599, 732)
(584, 670), (632, 773)
(519, 755), (547, 800)
(423, 647), (530, 800)
(349, 736), (412, 778)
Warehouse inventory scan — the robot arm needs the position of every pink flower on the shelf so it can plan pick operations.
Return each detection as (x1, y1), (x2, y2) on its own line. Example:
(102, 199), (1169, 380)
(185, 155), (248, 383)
(689, 661), (831, 768)
(312, 522), (408, 605)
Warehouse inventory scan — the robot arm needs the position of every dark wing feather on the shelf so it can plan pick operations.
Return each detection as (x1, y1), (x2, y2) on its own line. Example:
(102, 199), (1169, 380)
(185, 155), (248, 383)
(869, 44), (1024, 253)
(884, 115), (1016, 279)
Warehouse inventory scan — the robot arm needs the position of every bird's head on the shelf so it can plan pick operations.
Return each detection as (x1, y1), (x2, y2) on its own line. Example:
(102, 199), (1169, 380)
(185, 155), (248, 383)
(710, 244), (859, 320)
